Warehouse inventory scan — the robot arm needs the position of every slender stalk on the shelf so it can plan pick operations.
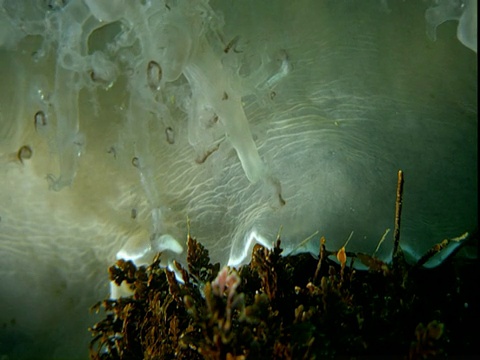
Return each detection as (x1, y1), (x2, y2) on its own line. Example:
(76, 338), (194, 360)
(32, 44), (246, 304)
(393, 170), (404, 263)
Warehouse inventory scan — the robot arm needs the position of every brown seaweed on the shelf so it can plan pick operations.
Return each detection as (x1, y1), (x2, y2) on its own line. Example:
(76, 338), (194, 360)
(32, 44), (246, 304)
(89, 171), (478, 359)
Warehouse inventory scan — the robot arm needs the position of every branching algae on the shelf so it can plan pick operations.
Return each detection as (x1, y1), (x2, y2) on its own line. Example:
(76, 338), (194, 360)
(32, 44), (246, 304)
(89, 172), (478, 359)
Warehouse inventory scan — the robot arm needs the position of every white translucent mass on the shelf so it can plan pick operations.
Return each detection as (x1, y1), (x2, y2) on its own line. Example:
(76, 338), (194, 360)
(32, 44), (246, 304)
(0, 0), (477, 358)
(426, 0), (477, 52)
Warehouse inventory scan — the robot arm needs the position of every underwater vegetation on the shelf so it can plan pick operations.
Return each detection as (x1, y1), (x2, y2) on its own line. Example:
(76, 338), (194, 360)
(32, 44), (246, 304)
(0, 1), (476, 358)
(90, 234), (478, 359)
(90, 173), (478, 359)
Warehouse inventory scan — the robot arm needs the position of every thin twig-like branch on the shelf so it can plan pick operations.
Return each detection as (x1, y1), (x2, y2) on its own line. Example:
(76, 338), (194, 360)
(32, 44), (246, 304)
(393, 170), (404, 263)
(414, 232), (469, 268)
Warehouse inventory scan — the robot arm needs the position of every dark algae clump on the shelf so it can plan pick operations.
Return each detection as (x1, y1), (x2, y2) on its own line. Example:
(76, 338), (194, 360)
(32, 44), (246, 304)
(89, 172), (478, 359)
(89, 236), (478, 359)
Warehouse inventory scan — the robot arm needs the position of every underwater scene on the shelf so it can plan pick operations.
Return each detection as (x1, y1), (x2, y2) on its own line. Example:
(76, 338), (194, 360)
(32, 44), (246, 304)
(0, 0), (477, 358)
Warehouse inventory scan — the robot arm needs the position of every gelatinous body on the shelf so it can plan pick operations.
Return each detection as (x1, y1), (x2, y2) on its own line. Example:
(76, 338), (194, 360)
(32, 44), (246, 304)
(0, 1), (477, 359)
(426, 0), (477, 53)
